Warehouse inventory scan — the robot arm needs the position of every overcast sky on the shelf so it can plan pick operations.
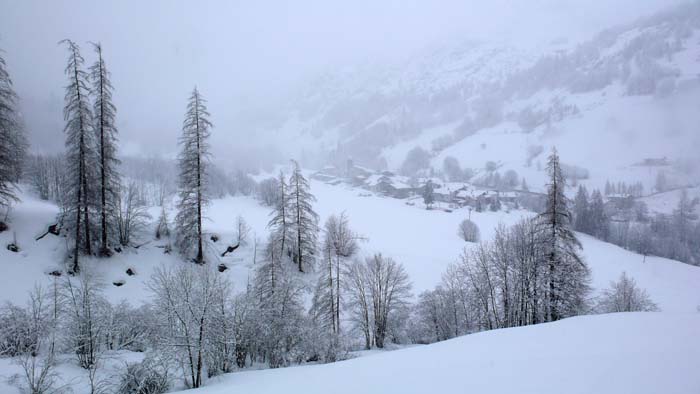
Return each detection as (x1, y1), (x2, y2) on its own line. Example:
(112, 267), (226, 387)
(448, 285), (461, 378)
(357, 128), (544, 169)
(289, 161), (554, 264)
(0, 0), (682, 158)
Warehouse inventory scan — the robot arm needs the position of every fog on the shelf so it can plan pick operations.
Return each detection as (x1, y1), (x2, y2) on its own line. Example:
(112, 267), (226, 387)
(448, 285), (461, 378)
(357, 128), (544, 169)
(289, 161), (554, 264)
(0, 0), (688, 164)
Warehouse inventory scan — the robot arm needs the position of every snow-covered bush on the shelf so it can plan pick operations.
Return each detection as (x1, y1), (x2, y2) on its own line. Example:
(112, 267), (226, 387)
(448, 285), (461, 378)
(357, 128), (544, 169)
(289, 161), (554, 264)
(0, 303), (38, 357)
(117, 357), (170, 394)
(4, 286), (60, 394)
(457, 219), (480, 242)
(596, 272), (658, 313)
(62, 270), (110, 369)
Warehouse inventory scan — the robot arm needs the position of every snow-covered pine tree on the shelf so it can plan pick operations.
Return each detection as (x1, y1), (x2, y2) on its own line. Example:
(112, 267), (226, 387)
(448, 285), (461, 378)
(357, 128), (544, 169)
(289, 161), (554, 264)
(175, 87), (212, 264)
(89, 43), (121, 256)
(311, 239), (337, 347)
(537, 148), (590, 322)
(589, 189), (609, 241)
(0, 48), (28, 209)
(604, 180), (612, 196)
(267, 170), (293, 258)
(61, 40), (98, 273)
(655, 171), (667, 193)
(422, 180), (435, 209)
(573, 185), (590, 233)
(287, 160), (319, 272)
(253, 234), (307, 367)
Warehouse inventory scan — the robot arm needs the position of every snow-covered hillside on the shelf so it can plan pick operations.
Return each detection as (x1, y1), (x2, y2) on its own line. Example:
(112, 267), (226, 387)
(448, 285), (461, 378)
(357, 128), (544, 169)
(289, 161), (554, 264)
(176, 313), (700, 394)
(267, 3), (700, 192)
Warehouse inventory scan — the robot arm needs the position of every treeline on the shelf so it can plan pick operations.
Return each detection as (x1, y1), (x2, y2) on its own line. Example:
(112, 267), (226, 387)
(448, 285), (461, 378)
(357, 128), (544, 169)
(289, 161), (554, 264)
(573, 185), (700, 265)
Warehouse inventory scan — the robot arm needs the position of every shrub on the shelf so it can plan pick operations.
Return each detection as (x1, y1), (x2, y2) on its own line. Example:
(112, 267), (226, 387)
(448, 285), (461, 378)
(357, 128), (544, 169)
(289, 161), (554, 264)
(117, 358), (170, 394)
(457, 219), (480, 243)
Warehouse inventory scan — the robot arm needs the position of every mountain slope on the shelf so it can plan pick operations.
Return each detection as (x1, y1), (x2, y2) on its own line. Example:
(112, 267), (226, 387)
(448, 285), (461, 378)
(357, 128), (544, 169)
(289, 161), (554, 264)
(269, 2), (700, 191)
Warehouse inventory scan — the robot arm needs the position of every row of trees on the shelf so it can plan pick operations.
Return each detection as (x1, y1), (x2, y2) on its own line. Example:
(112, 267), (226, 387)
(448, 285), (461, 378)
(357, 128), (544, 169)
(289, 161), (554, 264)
(411, 150), (660, 345)
(56, 39), (219, 272)
(267, 161), (320, 272)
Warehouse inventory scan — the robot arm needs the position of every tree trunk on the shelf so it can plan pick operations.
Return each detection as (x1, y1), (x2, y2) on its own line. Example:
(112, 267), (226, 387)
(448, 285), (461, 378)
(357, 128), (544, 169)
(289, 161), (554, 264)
(195, 94), (204, 265)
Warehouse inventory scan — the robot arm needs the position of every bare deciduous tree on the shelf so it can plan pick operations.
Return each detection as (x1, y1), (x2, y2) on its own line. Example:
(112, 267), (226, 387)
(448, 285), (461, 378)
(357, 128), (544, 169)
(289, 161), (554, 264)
(596, 272), (658, 313)
(344, 254), (412, 349)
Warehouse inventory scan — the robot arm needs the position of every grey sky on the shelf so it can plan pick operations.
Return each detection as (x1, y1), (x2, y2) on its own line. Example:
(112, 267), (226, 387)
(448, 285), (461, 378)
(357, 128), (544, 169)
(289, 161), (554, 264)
(0, 0), (681, 158)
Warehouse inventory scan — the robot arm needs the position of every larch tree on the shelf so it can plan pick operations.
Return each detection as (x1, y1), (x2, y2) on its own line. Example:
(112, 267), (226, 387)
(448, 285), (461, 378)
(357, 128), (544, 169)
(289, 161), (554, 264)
(0, 47), (27, 209)
(61, 40), (98, 273)
(175, 87), (212, 264)
(89, 42), (121, 256)
(311, 213), (360, 343)
(537, 148), (590, 322)
(267, 170), (292, 258)
(287, 160), (319, 272)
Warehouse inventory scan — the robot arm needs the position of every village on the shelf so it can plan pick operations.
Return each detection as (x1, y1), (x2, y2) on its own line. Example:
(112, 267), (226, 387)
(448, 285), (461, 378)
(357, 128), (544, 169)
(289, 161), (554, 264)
(311, 159), (545, 213)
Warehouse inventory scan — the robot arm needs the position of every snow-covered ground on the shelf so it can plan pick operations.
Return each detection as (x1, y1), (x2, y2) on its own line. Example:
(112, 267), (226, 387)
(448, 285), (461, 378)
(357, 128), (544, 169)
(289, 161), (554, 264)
(177, 313), (700, 394)
(1, 178), (699, 393)
(3, 177), (700, 307)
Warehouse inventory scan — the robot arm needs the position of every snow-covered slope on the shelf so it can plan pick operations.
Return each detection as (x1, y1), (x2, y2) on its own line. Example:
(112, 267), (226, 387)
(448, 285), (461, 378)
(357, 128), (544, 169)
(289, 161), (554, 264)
(181, 312), (700, 394)
(3, 180), (699, 310)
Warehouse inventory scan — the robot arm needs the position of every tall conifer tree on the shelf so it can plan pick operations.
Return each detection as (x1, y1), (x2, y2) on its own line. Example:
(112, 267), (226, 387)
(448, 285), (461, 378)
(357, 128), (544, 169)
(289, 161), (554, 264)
(0, 48), (27, 208)
(175, 87), (212, 264)
(89, 42), (121, 256)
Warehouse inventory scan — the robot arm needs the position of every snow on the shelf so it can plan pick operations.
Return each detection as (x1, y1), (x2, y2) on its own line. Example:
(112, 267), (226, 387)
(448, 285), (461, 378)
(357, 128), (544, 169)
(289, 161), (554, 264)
(174, 312), (700, 394)
(580, 234), (700, 312)
(3, 178), (700, 307)
(639, 186), (700, 215)
(1, 177), (700, 393)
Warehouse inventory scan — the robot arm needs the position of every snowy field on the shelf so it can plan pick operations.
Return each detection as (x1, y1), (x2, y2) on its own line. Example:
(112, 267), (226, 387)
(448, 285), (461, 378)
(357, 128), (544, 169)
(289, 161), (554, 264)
(3, 179), (700, 308)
